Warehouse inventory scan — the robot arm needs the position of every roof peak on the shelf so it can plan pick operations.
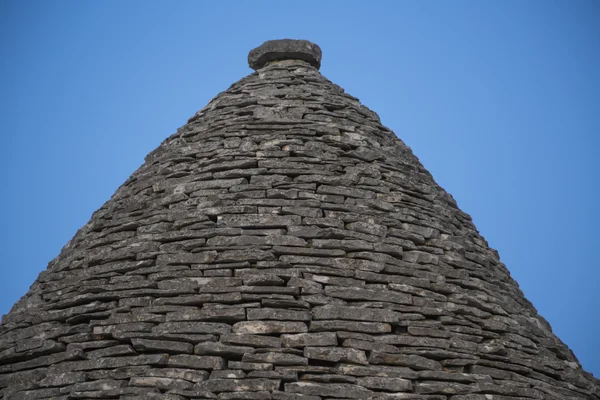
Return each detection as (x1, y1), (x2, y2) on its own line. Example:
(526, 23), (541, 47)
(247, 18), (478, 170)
(248, 39), (322, 71)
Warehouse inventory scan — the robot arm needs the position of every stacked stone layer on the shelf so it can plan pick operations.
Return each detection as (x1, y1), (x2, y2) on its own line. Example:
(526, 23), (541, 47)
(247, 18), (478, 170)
(1, 56), (598, 400)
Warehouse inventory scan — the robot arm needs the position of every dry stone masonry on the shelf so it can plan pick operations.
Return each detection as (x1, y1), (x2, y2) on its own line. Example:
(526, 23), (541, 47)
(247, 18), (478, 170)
(1, 39), (598, 400)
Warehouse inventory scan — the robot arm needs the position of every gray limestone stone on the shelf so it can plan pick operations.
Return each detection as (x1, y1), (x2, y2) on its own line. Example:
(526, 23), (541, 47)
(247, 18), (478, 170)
(38, 371), (87, 387)
(199, 378), (281, 392)
(49, 354), (169, 373)
(247, 308), (312, 322)
(248, 39), (322, 70)
(219, 392), (272, 400)
(243, 352), (308, 366)
(167, 354), (225, 370)
(221, 334), (282, 349)
(229, 361), (274, 372)
(336, 364), (418, 379)
(310, 320), (392, 334)
(165, 308), (246, 323)
(304, 347), (368, 365)
(218, 214), (301, 228)
(312, 305), (399, 323)
(356, 376), (412, 392)
(132, 339), (194, 354)
(342, 338), (399, 354)
(232, 321), (308, 335)
(368, 352), (442, 371)
(325, 287), (411, 305)
(153, 322), (232, 335)
(130, 375), (194, 391)
(281, 332), (338, 348)
(194, 342), (254, 359)
(285, 382), (372, 399)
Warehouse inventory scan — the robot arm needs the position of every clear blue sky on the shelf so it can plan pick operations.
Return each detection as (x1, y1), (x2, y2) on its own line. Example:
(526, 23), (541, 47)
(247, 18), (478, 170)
(1, 1), (598, 376)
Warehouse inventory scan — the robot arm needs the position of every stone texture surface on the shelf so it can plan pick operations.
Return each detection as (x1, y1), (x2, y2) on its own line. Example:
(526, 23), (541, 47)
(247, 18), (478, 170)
(248, 39), (322, 70)
(0, 38), (599, 400)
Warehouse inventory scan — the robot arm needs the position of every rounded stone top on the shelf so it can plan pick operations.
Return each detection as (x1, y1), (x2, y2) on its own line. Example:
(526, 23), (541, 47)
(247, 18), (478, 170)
(248, 39), (322, 71)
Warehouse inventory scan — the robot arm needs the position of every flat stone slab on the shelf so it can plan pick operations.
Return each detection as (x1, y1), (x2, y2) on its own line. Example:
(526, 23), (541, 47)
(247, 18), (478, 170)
(248, 39), (322, 70)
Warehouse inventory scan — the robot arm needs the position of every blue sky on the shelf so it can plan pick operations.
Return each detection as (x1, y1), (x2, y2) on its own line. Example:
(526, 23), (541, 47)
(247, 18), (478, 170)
(1, 1), (598, 376)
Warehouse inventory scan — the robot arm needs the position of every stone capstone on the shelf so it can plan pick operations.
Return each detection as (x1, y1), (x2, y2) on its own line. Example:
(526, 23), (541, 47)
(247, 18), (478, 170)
(248, 39), (322, 70)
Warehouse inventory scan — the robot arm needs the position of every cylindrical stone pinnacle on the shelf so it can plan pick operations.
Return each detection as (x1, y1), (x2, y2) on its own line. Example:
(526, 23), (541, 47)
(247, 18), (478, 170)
(248, 39), (322, 70)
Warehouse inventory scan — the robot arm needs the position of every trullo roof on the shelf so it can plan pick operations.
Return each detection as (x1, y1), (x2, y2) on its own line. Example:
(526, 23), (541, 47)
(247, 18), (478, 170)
(1, 39), (598, 400)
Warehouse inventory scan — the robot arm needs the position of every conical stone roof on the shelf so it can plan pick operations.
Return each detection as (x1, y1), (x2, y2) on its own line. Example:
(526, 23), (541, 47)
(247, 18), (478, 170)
(1, 39), (598, 400)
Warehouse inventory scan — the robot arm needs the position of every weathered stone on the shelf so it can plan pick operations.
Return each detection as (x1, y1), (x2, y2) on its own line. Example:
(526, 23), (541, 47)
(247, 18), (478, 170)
(288, 277), (323, 294)
(413, 381), (472, 394)
(49, 354), (169, 373)
(312, 239), (373, 252)
(281, 332), (338, 348)
(143, 367), (209, 383)
(221, 334), (282, 349)
(4, 387), (65, 399)
(368, 352), (442, 371)
(304, 347), (368, 365)
(247, 308), (311, 322)
(199, 377), (281, 392)
(388, 283), (446, 301)
(153, 322), (232, 335)
(209, 369), (245, 379)
(262, 298), (310, 309)
(272, 393), (320, 400)
(248, 370), (298, 381)
(342, 338), (399, 354)
(312, 305), (399, 323)
(218, 214), (301, 228)
(153, 293), (242, 306)
(248, 39), (322, 70)
(417, 370), (491, 383)
(194, 342), (254, 359)
(347, 221), (387, 237)
(300, 373), (356, 383)
(165, 308), (246, 323)
(0, 340), (65, 363)
(155, 388), (215, 399)
(219, 391), (273, 399)
(356, 376), (412, 392)
(317, 185), (376, 199)
(86, 344), (137, 359)
(156, 253), (217, 266)
(243, 352), (308, 366)
(167, 354), (225, 370)
(243, 274), (285, 286)
(229, 361), (274, 372)
(310, 320), (392, 334)
(158, 277), (243, 290)
(378, 335), (451, 349)
(39, 371), (87, 387)
(233, 321), (308, 334)
(336, 364), (418, 379)
(113, 331), (218, 344)
(130, 375), (194, 391)
(132, 339), (194, 354)
(272, 245), (345, 257)
(285, 382), (372, 399)
(207, 235), (307, 247)
(325, 287), (411, 305)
